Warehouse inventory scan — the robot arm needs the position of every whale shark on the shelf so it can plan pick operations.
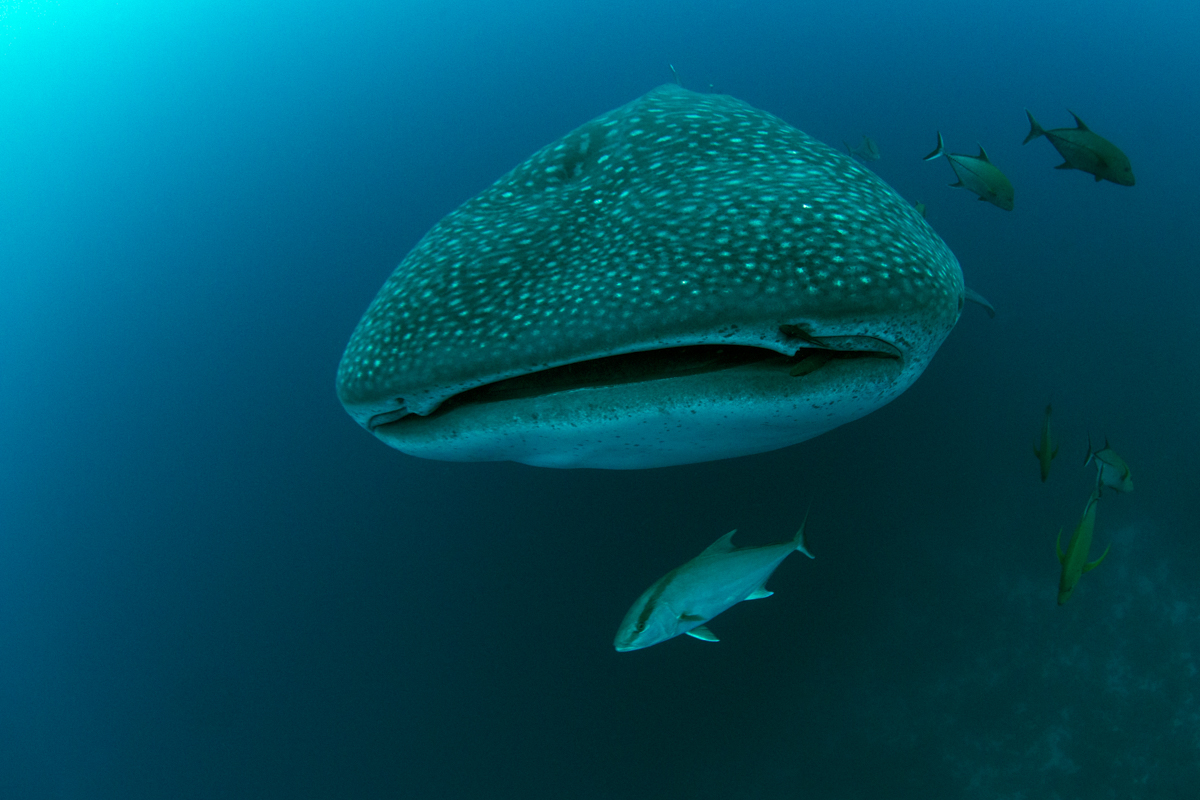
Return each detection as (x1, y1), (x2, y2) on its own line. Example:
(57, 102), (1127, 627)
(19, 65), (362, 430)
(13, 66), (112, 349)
(337, 85), (964, 469)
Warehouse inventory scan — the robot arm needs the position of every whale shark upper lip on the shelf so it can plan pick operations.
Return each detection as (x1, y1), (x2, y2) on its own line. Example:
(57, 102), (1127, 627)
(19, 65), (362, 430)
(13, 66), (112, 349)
(365, 335), (902, 430)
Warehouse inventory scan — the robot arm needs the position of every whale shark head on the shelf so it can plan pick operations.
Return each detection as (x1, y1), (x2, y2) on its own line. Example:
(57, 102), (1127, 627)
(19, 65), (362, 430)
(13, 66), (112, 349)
(337, 85), (963, 469)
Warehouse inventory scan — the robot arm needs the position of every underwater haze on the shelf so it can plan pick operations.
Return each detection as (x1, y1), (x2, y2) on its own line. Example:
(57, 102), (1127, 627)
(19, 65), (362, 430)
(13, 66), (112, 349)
(3, 0), (1199, 797)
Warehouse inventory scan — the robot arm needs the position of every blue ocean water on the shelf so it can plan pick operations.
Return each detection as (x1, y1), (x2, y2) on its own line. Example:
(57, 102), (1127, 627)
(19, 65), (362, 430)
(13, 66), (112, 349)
(2, 0), (1198, 796)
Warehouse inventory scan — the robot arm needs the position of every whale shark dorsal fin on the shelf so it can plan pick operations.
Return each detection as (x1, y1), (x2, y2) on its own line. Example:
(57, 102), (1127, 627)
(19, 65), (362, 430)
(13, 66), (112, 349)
(686, 625), (719, 642)
(700, 529), (738, 556)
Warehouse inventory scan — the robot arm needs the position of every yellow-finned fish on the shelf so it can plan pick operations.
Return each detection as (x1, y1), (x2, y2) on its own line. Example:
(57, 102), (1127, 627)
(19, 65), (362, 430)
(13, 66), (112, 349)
(1056, 489), (1109, 605)
(614, 514), (814, 651)
(1034, 404), (1058, 482)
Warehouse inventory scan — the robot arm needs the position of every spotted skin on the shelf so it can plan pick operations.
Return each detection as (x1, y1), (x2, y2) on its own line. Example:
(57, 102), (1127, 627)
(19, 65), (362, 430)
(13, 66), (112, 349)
(337, 85), (963, 467)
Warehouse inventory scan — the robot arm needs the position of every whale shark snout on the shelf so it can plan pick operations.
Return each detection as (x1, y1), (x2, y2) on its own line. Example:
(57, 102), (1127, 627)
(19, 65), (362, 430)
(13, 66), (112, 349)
(337, 85), (963, 469)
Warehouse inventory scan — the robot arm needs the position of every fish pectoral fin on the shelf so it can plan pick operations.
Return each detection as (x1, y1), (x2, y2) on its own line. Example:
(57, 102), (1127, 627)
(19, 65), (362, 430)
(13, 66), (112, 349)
(1056, 528), (1066, 565)
(1051, 445), (1059, 460)
(1094, 173), (1103, 182)
(686, 625), (719, 642)
(949, 180), (964, 187)
(745, 586), (774, 600)
(1055, 161), (1074, 170)
(1083, 544), (1111, 573)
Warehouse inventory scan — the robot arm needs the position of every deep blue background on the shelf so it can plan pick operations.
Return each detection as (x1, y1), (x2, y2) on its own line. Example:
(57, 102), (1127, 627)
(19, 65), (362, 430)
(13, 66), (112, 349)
(3, 1), (1198, 797)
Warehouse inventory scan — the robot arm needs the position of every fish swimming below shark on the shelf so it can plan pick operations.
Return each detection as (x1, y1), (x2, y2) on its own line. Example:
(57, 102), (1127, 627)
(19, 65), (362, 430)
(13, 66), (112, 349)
(1034, 403), (1058, 482)
(1056, 489), (1109, 605)
(1085, 436), (1134, 495)
(614, 514), (815, 651)
(337, 85), (964, 469)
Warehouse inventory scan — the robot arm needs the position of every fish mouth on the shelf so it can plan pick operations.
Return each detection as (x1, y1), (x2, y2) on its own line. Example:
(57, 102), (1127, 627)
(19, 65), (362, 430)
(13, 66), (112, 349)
(362, 336), (908, 469)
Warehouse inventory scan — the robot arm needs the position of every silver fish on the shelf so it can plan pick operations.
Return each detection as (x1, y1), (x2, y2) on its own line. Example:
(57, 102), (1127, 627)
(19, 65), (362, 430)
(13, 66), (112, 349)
(923, 132), (1014, 211)
(338, 86), (964, 468)
(1085, 436), (1133, 495)
(1023, 110), (1134, 186)
(614, 516), (815, 651)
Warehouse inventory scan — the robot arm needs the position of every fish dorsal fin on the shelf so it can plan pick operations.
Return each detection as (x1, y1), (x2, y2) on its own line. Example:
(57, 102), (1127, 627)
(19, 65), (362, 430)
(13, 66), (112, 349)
(1069, 110), (1090, 131)
(700, 529), (738, 557)
(977, 144), (991, 162)
(686, 625), (719, 642)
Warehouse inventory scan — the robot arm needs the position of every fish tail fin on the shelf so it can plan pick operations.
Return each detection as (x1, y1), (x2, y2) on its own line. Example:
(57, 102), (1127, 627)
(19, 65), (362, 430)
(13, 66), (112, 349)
(1023, 109), (1044, 144)
(793, 505), (815, 559)
(922, 131), (945, 161)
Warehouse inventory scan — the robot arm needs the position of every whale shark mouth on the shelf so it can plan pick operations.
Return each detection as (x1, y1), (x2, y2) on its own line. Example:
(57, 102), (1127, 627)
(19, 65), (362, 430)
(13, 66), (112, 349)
(367, 337), (902, 432)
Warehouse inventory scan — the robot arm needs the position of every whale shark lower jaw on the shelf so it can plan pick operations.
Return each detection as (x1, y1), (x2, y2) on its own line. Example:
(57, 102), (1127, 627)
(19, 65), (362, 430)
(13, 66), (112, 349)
(359, 340), (910, 469)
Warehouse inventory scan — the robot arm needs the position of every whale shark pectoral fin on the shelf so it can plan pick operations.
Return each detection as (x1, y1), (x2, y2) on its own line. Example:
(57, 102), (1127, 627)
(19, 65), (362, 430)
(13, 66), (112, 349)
(745, 586), (774, 600)
(686, 625), (719, 642)
(1083, 544), (1111, 573)
(1056, 528), (1066, 565)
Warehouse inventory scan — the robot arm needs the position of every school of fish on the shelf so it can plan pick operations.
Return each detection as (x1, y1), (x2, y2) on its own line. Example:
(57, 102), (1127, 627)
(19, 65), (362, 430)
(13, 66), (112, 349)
(920, 109), (1134, 210)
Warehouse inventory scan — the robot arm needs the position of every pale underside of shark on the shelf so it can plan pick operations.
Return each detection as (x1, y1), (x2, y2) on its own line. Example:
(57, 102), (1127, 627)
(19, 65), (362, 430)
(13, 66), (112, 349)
(337, 85), (964, 469)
